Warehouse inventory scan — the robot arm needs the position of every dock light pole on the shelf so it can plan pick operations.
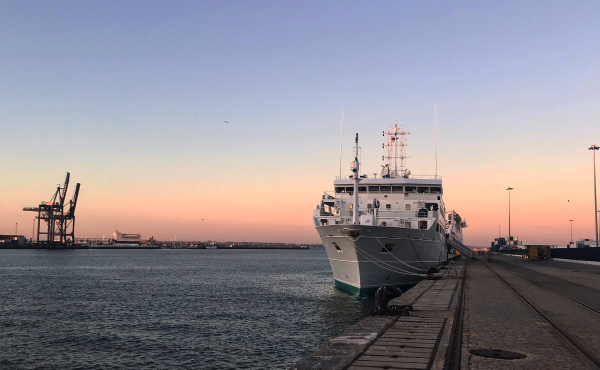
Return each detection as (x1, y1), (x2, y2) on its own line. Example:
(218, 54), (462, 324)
(590, 145), (599, 248)
(507, 187), (513, 248)
(15, 222), (18, 235)
(569, 220), (574, 246)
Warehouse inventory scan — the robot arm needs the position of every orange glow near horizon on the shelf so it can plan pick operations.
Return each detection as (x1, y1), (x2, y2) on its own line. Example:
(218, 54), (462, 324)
(2, 150), (599, 246)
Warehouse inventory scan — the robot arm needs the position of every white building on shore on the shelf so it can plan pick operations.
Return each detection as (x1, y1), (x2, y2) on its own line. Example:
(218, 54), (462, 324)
(113, 230), (142, 244)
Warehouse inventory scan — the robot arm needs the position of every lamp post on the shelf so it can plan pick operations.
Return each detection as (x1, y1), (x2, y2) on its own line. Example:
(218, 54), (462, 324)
(590, 145), (599, 248)
(507, 187), (513, 248)
(15, 222), (18, 235)
(569, 220), (574, 246)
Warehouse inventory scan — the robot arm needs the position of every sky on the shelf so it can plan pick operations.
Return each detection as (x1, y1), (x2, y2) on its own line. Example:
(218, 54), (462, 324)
(1, 0), (599, 245)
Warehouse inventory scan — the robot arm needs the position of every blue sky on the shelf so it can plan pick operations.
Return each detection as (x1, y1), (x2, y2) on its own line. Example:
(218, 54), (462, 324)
(1, 1), (599, 244)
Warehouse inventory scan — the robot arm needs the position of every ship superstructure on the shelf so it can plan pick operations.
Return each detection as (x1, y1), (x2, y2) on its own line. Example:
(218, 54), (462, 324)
(313, 121), (465, 293)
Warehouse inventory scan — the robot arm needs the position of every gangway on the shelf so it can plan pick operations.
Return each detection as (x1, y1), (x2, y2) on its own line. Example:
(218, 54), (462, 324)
(447, 237), (475, 259)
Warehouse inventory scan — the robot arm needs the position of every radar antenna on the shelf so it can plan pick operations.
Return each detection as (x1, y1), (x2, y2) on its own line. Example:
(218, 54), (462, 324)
(382, 120), (410, 178)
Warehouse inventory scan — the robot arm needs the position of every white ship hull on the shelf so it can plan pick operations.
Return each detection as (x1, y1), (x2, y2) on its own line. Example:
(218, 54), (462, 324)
(317, 224), (446, 293)
(312, 122), (465, 294)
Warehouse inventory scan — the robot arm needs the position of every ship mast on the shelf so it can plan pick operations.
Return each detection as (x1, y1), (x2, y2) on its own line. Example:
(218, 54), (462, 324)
(382, 121), (410, 178)
(352, 133), (360, 225)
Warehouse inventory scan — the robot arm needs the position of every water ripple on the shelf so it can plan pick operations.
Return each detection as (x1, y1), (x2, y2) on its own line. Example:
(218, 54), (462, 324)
(0, 249), (373, 369)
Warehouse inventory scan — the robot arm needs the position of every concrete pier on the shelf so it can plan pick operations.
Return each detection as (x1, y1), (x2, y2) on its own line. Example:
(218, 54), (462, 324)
(292, 255), (600, 370)
(463, 255), (600, 370)
(291, 261), (466, 370)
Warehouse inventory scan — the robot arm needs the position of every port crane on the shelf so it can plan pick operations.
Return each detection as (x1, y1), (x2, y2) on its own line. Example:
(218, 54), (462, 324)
(23, 172), (81, 245)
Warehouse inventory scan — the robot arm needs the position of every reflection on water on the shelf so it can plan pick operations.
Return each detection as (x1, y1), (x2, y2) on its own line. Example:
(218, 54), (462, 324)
(0, 249), (374, 369)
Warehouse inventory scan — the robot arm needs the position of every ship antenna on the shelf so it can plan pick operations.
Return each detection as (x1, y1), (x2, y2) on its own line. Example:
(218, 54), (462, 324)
(435, 104), (438, 179)
(352, 133), (360, 225)
(339, 107), (344, 179)
(382, 120), (410, 178)
(394, 120), (398, 175)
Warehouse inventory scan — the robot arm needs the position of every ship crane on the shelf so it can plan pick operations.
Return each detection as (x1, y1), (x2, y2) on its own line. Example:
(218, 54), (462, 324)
(23, 172), (81, 246)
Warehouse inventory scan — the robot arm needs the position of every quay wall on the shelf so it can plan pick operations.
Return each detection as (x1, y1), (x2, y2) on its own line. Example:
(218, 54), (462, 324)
(0, 244), (313, 250)
(551, 247), (600, 262)
(498, 248), (600, 262)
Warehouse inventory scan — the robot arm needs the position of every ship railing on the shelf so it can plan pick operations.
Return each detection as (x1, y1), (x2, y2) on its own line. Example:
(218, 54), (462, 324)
(375, 209), (439, 219)
(335, 175), (442, 180)
(408, 175), (442, 180)
(322, 191), (336, 199)
(330, 215), (432, 228)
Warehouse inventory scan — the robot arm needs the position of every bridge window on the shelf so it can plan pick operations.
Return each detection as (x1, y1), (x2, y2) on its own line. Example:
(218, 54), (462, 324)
(430, 187), (442, 193)
(359, 186), (367, 193)
(380, 185), (391, 193)
(335, 187), (345, 193)
(392, 186), (403, 192)
(418, 187), (430, 193)
(345, 187), (354, 193)
(405, 186), (416, 192)
(368, 186), (379, 192)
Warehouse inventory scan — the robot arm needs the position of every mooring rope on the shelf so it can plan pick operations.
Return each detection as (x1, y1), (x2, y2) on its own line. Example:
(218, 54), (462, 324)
(352, 244), (426, 277)
(406, 233), (429, 269)
(367, 230), (428, 272)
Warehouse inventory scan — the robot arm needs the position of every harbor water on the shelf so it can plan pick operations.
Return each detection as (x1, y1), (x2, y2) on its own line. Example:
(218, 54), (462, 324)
(0, 249), (374, 369)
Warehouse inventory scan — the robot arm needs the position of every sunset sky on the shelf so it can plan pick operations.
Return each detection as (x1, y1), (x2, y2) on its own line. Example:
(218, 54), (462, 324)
(1, 1), (599, 245)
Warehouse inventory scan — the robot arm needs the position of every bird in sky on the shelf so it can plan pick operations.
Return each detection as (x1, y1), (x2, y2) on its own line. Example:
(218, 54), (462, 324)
(224, 121), (229, 123)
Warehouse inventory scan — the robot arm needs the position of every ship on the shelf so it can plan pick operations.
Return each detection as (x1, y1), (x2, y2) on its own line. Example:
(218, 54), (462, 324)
(313, 122), (466, 293)
(446, 211), (467, 245)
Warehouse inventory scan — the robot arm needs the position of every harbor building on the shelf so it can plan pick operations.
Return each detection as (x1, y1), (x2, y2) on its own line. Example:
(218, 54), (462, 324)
(0, 235), (27, 246)
(113, 230), (142, 244)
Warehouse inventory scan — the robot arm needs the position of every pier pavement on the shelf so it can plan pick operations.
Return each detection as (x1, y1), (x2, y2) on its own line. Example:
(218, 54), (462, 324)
(292, 255), (600, 370)
(291, 261), (466, 370)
